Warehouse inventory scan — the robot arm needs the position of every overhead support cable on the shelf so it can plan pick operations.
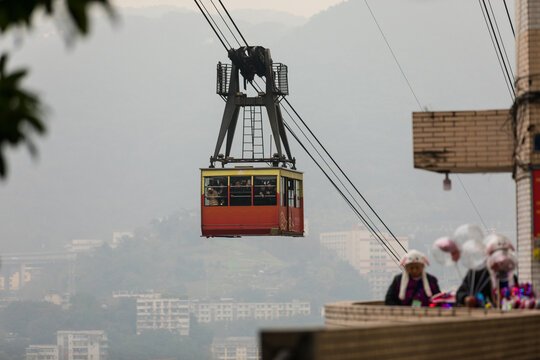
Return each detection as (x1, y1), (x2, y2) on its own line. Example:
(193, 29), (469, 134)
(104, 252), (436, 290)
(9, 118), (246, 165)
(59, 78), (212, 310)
(253, 75), (406, 258)
(486, 0), (515, 82)
(280, 104), (405, 259)
(456, 175), (490, 233)
(218, 0), (249, 47)
(209, 0), (242, 47)
(195, 0), (232, 49)
(363, 0), (423, 111)
(360, 0), (493, 233)
(283, 121), (401, 264)
(282, 98), (407, 254)
(503, 0), (515, 38)
(479, 0), (515, 100)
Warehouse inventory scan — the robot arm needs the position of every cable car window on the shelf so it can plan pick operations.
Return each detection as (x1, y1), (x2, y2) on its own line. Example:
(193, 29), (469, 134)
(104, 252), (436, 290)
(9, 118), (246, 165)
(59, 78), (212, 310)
(204, 176), (228, 206)
(287, 178), (295, 207)
(230, 176), (252, 206)
(280, 177), (285, 207)
(295, 179), (301, 208)
(253, 176), (277, 206)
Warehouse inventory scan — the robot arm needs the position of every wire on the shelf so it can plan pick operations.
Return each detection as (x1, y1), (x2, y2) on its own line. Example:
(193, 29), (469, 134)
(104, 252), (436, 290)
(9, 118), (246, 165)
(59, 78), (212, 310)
(487, 0), (515, 82)
(479, 0), (515, 99)
(218, 0), (249, 47)
(280, 103), (405, 259)
(282, 98), (407, 254)
(196, 0), (232, 49)
(253, 76), (406, 256)
(363, 0), (423, 111)
(284, 121), (401, 264)
(503, 0), (515, 38)
(456, 175), (489, 233)
(209, 0), (242, 47)
(193, 0), (229, 51)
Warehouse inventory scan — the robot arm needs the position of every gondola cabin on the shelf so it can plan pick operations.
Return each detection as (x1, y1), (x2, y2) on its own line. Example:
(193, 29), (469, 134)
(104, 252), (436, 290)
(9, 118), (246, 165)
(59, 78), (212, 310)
(201, 167), (304, 237)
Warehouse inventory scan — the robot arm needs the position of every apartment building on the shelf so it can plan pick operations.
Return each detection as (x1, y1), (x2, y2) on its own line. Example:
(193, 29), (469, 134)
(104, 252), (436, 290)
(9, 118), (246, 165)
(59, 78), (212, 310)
(57, 330), (108, 360)
(190, 299), (310, 323)
(136, 296), (190, 335)
(320, 225), (408, 299)
(26, 345), (58, 360)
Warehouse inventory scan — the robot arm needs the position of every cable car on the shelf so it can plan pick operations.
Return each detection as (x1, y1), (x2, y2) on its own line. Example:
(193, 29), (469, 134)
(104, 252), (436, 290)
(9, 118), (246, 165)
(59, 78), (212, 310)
(201, 46), (304, 237)
(201, 167), (303, 237)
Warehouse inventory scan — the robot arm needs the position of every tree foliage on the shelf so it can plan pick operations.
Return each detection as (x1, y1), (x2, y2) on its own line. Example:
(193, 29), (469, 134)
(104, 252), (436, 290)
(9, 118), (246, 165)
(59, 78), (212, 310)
(0, 0), (113, 178)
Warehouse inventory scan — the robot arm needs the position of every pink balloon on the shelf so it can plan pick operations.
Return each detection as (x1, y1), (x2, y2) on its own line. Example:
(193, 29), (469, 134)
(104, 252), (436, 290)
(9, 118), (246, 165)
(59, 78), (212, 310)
(432, 237), (461, 265)
(435, 237), (460, 261)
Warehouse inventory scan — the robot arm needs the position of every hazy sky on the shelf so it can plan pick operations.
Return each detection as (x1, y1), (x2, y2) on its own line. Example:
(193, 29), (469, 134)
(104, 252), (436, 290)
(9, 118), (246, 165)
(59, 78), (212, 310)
(112, 0), (345, 17)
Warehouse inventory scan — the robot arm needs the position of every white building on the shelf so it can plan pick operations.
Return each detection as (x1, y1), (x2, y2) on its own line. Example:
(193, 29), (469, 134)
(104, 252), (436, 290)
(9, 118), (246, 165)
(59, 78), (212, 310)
(111, 232), (134, 248)
(320, 225), (409, 299)
(65, 239), (104, 253)
(57, 330), (108, 360)
(211, 337), (260, 360)
(190, 299), (311, 323)
(26, 345), (58, 360)
(136, 296), (190, 335)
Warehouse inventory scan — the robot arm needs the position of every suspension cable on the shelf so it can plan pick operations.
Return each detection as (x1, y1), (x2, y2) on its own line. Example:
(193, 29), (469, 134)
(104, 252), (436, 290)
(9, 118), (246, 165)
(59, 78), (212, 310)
(487, 0), (515, 82)
(252, 76), (405, 256)
(284, 122), (401, 263)
(280, 103), (404, 258)
(479, 0), (515, 99)
(363, 0), (422, 111)
(503, 0), (515, 38)
(194, 0), (229, 50)
(196, 0), (232, 49)
(209, 0), (242, 47)
(218, 0), (249, 47)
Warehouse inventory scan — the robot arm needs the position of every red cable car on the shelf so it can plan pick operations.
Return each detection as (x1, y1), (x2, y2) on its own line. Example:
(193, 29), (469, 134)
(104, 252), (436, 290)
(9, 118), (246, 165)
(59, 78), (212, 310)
(201, 167), (303, 237)
(200, 46), (304, 237)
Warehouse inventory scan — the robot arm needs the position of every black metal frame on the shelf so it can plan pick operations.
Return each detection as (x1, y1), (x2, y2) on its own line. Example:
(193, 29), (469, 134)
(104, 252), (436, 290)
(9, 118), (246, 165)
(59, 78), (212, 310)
(210, 47), (295, 169)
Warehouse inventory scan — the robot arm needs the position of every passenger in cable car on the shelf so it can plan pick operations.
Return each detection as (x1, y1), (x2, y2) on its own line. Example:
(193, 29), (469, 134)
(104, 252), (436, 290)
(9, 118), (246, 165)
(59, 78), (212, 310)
(385, 250), (440, 307)
(206, 186), (219, 206)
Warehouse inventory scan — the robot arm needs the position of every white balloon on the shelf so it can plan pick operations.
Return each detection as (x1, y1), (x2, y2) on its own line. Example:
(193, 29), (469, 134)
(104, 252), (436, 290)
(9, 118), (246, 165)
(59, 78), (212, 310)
(454, 224), (484, 248)
(460, 239), (486, 270)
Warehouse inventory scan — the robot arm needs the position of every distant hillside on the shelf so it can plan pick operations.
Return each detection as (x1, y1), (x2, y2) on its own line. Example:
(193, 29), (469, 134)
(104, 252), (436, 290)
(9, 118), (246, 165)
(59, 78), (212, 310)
(0, 0), (515, 255)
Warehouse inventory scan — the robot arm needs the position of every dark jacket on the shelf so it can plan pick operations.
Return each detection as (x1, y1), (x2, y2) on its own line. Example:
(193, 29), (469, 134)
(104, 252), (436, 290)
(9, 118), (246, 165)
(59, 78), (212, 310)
(385, 273), (440, 306)
(456, 267), (518, 305)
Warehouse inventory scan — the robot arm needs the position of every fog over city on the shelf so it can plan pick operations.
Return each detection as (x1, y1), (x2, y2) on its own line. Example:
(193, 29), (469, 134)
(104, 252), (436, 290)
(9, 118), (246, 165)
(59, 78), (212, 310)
(0, 0), (516, 359)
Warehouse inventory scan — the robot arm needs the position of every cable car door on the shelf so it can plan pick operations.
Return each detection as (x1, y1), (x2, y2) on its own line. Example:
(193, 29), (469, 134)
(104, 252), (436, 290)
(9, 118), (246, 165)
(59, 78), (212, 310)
(280, 177), (294, 232)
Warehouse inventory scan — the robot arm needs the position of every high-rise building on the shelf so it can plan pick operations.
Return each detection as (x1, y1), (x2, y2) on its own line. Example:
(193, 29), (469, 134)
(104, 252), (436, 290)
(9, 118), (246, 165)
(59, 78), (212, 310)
(136, 296), (190, 335)
(57, 330), (108, 360)
(26, 345), (58, 360)
(320, 226), (408, 299)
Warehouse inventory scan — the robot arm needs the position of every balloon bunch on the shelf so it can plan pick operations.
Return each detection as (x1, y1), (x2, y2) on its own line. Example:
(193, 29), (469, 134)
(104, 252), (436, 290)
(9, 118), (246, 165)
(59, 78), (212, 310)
(432, 224), (486, 275)
(500, 282), (539, 310)
(431, 225), (521, 308)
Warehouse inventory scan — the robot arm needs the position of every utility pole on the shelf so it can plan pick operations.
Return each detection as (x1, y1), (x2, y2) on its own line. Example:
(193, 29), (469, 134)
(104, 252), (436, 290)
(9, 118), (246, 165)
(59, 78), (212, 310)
(412, 0), (540, 290)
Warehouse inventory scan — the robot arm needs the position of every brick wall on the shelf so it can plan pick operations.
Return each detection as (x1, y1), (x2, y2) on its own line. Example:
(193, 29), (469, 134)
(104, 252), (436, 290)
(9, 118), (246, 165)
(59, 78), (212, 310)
(412, 110), (513, 173)
(261, 302), (540, 360)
